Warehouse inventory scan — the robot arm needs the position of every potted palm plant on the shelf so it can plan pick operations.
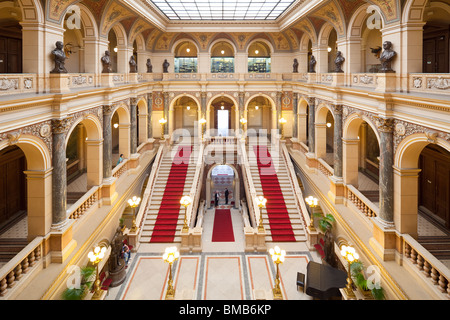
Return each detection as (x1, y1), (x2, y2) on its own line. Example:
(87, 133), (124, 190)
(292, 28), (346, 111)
(350, 260), (386, 300)
(62, 266), (96, 300)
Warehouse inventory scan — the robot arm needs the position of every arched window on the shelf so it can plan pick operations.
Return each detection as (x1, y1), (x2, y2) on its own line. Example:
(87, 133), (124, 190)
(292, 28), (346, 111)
(211, 41), (234, 73)
(248, 41), (271, 73)
(174, 41), (197, 73)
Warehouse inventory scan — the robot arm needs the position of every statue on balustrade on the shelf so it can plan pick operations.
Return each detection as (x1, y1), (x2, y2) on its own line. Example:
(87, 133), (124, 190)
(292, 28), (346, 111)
(101, 50), (112, 73)
(293, 58), (299, 73)
(334, 51), (345, 73)
(146, 58), (153, 73)
(379, 41), (396, 73)
(108, 227), (126, 287)
(163, 59), (170, 73)
(50, 41), (68, 73)
(129, 55), (137, 73)
(308, 55), (316, 73)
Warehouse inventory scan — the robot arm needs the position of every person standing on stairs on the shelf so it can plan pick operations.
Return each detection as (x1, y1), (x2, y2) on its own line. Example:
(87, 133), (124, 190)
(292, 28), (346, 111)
(225, 188), (229, 205)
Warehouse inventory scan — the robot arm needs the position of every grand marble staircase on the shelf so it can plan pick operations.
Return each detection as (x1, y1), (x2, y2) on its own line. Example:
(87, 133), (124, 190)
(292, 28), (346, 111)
(139, 144), (196, 243)
(247, 142), (306, 243)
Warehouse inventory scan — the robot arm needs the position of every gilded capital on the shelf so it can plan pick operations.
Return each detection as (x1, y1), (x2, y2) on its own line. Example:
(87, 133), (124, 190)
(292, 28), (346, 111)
(375, 117), (395, 133)
(51, 118), (72, 134)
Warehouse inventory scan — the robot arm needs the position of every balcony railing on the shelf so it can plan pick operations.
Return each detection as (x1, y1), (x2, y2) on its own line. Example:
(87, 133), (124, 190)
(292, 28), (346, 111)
(409, 73), (450, 95)
(0, 74), (37, 95)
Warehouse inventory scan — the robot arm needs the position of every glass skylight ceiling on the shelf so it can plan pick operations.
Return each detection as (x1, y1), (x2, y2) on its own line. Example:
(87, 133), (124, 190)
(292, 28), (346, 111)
(149, 0), (296, 20)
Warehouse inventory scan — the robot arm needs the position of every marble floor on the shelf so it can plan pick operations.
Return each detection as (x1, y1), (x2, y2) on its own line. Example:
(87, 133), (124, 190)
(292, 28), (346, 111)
(106, 205), (317, 300)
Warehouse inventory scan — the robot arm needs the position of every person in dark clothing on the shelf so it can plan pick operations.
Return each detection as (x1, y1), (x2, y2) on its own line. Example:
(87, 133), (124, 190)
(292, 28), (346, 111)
(214, 191), (219, 207)
(225, 188), (229, 205)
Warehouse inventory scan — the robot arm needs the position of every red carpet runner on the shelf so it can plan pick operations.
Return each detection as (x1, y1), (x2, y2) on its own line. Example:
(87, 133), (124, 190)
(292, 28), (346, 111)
(212, 209), (235, 242)
(253, 145), (296, 242)
(150, 145), (193, 243)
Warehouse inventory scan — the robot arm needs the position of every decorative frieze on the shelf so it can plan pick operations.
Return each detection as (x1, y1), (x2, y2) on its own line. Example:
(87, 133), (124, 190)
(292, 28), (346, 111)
(0, 120), (53, 154)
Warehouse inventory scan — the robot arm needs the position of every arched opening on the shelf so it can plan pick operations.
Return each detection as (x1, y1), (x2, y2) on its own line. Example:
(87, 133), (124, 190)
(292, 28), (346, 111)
(63, 11), (84, 73)
(111, 106), (131, 166)
(211, 41), (234, 73)
(174, 40), (198, 73)
(361, 16), (383, 73)
(66, 118), (103, 204)
(0, 146), (27, 238)
(210, 165), (237, 208)
(246, 96), (273, 137)
(418, 144), (450, 231)
(108, 28), (118, 73)
(422, 4), (450, 73)
(343, 117), (380, 203)
(171, 95), (199, 140)
(327, 28), (337, 72)
(0, 3), (22, 73)
(315, 106), (335, 165)
(208, 96), (236, 137)
(247, 41), (271, 73)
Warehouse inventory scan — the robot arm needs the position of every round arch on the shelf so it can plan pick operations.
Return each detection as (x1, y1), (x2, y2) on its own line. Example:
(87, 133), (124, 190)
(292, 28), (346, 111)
(402, 0), (429, 24)
(168, 94), (201, 140)
(347, 3), (385, 39)
(314, 103), (335, 160)
(244, 38), (274, 55)
(65, 114), (103, 146)
(207, 94), (239, 136)
(171, 38), (200, 56)
(208, 37), (238, 55)
(244, 94), (277, 137)
(136, 97), (148, 146)
(342, 112), (380, 143)
(17, 0), (44, 23)
(111, 103), (131, 159)
(206, 163), (240, 209)
(0, 135), (51, 171)
(393, 133), (450, 234)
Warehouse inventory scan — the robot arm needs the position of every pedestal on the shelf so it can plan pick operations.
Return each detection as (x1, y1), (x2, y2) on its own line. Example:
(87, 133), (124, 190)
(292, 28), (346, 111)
(376, 73), (397, 92)
(307, 72), (317, 84)
(49, 73), (70, 93)
(332, 72), (345, 86)
(109, 264), (127, 287)
(328, 176), (345, 204)
(142, 73), (154, 81)
(101, 177), (118, 206)
(48, 219), (77, 263)
(128, 72), (139, 83)
(369, 217), (396, 261)
(101, 73), (115, 87)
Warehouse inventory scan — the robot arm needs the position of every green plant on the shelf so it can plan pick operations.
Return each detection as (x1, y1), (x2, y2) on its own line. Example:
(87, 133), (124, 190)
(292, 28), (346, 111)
(119, 217), (125, 227)
(313, 212), (335, 233)
(350, 260), (386, 300)
(62, 266), (96, 300)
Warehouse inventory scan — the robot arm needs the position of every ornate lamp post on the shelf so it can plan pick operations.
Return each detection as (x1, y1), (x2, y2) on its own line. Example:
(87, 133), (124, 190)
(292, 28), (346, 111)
(240, 117), (247, 140)
(256, 196), (267, 232)
(305, 196), (318, 231)
(340, 244), (359, 298)
(163, 246), (179, 300)
(279, 117), (287, 139)
(269, 245), (286, 300)
(180, 195), (192, 233)
(128, 195), (141, 233)
(159, 118), (167, 140)
(88, 245), (107, 300)
(199, 118), (206, 140)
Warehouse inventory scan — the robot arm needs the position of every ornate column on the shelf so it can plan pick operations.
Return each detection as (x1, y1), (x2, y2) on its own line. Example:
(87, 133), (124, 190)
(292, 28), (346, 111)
(103, 105), (113, 179)
(376, 117), (395, 227)
(163, 92), (170, 135)
(200, 91), (207, 139)
(292, 93), (298, 139)
(307, 97), (315, 154)
(328, 105), (344, 204)
(276, 92), (282, 131)
(51, 118), (71, 229)
(147, 93), (153, 139)
(130, 97), (138, 154)
(239, 91), (245, 134)
(101, 104), (118, 205)
(333, 105), (343, 178)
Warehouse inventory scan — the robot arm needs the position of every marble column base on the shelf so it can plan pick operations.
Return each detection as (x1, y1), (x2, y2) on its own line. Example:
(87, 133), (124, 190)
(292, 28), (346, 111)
(49, 73), (70, 93)
(369, 217), (397, 261)
(328, 175), (345, 204)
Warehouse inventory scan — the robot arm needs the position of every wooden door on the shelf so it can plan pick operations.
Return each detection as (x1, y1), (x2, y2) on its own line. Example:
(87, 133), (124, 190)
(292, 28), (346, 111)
(0, 36), (22, 73)
(423, 25), (449, 73)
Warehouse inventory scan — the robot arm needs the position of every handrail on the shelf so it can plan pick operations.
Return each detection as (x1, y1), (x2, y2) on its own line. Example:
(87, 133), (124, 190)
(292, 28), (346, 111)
(346, 184), (379, 218)
(135, 145), (164, 240)
(281, 142), (312, 229)
(135, 144), (165, 237)
(185, 142), (205, 230)
(112, 158), (129, 179)
(0, 237), (43, 298)
(237, 139), (260, 228)
(194, 200), (206, 228)
(403, 234), (450, 299)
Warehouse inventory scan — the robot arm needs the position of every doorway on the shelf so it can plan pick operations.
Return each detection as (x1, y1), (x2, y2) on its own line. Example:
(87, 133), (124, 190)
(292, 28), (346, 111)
(217, 109), (229, 136)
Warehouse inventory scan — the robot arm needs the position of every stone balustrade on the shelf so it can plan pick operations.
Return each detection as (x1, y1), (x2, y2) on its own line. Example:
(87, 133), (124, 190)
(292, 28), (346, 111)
(409, 73), (450, 95)
(0, 74), (37, 95)
(317, 158), (334, 177)
(346, 185), (378, 218)
(0, 238), (43, 298)
(68, 186), (99, 220)
(112, 159), (129, 179)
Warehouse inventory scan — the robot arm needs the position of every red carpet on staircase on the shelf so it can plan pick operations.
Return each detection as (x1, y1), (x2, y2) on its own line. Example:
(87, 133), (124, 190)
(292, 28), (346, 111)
(253, 145), (296, 242)
(150, 145), (193, 243)
(212, 209), (235, 242)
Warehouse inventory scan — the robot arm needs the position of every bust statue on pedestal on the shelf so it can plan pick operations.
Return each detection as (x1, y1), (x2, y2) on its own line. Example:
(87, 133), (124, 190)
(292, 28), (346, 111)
(334, 51), (345, 73)
(101, 50), (112, 73)
(50, 41), (68, 73)
(379, 41), (396, 73)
